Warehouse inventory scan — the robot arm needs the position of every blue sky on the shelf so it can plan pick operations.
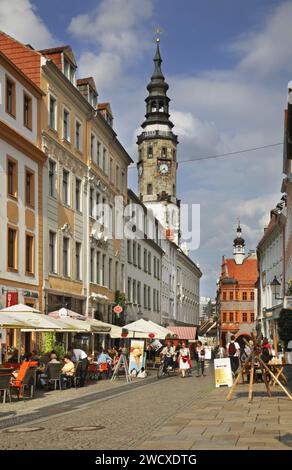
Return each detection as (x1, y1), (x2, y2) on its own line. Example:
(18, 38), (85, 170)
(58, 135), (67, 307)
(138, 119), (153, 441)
(1, 0), (291, 297)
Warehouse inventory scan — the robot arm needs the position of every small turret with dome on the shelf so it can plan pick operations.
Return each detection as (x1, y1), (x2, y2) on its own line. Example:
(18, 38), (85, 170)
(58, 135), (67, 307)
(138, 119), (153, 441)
(233, 222), (245, 265)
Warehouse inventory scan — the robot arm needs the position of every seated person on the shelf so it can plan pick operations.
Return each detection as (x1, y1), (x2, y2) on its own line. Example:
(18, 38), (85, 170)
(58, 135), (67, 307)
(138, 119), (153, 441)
(97, 349), (112, 366)
(7, 348), (19, 363)
(39, 353), (60, 387)
(30, 350), (40, 363)
(137, 367), (148, 378)
(61, 355), (75, 387)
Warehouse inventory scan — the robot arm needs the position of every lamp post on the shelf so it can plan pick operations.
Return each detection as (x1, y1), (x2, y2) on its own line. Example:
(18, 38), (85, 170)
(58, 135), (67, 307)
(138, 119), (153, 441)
(270, 276), (283, 301)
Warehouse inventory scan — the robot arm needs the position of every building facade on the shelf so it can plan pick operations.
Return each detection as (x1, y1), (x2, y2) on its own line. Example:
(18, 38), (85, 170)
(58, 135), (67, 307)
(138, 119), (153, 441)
(176, 248), (201, 326)
(218, 225), (258, 346)
(0, 50), (46, 349)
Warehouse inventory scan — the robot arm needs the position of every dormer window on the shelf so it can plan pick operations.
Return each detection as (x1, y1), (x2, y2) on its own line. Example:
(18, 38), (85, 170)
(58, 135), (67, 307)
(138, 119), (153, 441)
(63, 55), (76, 85)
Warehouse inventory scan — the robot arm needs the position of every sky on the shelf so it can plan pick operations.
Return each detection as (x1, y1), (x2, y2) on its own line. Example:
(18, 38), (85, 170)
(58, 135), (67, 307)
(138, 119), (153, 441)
(0, 0), (291, 297)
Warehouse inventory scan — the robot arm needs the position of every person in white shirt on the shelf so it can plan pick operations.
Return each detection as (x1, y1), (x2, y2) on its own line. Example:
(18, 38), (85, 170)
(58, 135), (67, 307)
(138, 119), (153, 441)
(226, 335), (240, 374)
(69, 345), (88, 387)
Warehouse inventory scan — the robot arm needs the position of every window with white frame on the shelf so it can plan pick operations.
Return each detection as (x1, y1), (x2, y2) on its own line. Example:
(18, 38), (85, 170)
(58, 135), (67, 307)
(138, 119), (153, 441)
(75, 242), (81, 281)
(49, 94), (57, 130)
(49, 231), (57, 274)
(97, 141), (101, 167)
(90, 134), (96, 163)
(48, 159), (56, 198)
(75, 119), (82, 151)
(62, 169), (70, 205)
(63, 237), (70, 277)
(63, 108), (70, 141)
(75, 177), (82, 212)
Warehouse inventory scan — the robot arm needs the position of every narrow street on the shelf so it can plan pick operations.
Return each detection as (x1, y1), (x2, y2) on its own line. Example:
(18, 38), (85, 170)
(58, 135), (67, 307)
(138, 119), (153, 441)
(0, 366), (214, 450)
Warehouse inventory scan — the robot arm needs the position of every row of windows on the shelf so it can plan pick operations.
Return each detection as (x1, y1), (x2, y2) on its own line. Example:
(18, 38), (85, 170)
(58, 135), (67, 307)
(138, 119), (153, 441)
(127, 278), (160, 312)
(127, 240), (160, 279)
(222, 291), (255, 301)
(49, 231), (82, 280)
(49, 95), (83, 152)
(7, 227), (34, 275)
(49, 159), (83, 210)
(89, 248), (125, 291)
(90, 133), (125, 190)
(222, 312), (255, 323)
(7, 156), (35, 207)
(139, 147), (176, 160)
(4, 75), (33, 130)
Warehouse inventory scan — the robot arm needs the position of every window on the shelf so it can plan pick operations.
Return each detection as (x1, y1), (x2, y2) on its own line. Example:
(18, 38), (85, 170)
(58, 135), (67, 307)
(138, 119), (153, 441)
(161, 147), (167, 158)
(144, 284), (147, 308)
(75, 178), (81, 212)
(62, 170), (69, 205)
(75, 242), (81, 280)
(153, 257), (156, 278)
(153, 290), (156, 311)
(127, 240), (131, 263)
(242, 312), (247, 322)
(235, 291), (239, 300)
(115, 261), (119, 291)
(144, 249), (147, 272)
(128, 278), (132, 302)
(90, 248), (94, 282)
(251, 313), (255, 322)
(109, 158), (113, 183)
(63, 237), (69, 277)
(133, 280), (136, 304)
(116, 164), (119, 189)
(23, 93), (32, 129)
(49, 160), (56, 197)
(7, 157), (17, 198)
(96, 251), (100, 284)
(147, 183), (153, 195)
(6, 76), (15, 117)
(222, 292), (226, 301)
(90, 188), (94, 217)
(97, 141), (101, 167)
(133, 241), (137, 266)
(173, 149), (176, 159)
(229, 312), (234, 322)
(121, 170), (125, 192)
(25, 235), (34, 275)
(49, 95), (57, 129)
(49, 231), (56, 274)
(103, 148), (107, 173)
(25, 169), (34, 208)
(121, 264), (125, 292)
(157, 259), (160, 279)
(250, 291), (255, 301)
(8, 227), (17, 270)
(147, 146), (153, 158)
(223, 312), (227, 322)
(63, 108), (70, 141)
(75, 120), (82, 151)
(138, 244), (141, 269)
(242, 292), (247, 301)
(148, 286), (151, 310)
(137, 281), (141, 306)
(90, 134), (95, 162)
(109, 258), (113, 290)
(148, 253), (151, 274)
(102, 254), (106, 286)
(229, 292), (234, 301)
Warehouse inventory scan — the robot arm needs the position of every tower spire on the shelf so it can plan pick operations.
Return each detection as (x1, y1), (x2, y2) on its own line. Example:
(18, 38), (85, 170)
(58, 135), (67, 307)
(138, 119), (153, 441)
(233, 222), (245, 265)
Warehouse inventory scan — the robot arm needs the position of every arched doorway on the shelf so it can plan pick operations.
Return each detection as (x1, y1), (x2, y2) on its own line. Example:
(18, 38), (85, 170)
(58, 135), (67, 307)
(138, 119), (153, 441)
(235, 333), (251, 351)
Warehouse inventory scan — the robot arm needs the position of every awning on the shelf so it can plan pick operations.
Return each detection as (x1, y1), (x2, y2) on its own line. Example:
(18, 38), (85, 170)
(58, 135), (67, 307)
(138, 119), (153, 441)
(123, 319), (173, 339)
(168, 326), (197, 341)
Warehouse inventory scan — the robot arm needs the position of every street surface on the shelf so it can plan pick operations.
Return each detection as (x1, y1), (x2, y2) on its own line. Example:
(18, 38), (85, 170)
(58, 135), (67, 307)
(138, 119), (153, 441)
(0, 363), (291, 450)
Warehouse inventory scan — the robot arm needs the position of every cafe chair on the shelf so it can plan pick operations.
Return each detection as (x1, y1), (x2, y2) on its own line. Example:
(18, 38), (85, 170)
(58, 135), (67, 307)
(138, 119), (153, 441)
(10, 364), (37, 399)
(46, 363), (63, 390)
(0, 373), (12, 403)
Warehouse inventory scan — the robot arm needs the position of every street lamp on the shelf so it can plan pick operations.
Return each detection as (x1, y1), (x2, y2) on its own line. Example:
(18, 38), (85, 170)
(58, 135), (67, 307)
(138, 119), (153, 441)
(270, 276), (283, 301)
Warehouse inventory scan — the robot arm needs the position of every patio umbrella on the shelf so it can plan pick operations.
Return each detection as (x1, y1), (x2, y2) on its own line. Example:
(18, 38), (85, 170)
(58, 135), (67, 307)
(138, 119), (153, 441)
(123, 319), (163, 339)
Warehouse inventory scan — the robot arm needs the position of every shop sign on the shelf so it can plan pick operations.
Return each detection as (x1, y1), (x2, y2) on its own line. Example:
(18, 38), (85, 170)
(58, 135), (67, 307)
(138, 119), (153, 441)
(6, 291), (18, 307)
(214, 358), (233, 387)
(23, 291), (38, 299)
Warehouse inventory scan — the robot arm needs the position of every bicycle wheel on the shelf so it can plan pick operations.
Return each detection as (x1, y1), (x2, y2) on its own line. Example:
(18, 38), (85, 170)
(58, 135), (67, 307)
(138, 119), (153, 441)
(157, 364), (165, 379)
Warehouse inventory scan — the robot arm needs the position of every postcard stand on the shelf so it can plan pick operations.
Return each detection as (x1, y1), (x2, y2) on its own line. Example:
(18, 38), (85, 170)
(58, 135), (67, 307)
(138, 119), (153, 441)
(111, 353), (131, 383)
(226, 332), (292, 403)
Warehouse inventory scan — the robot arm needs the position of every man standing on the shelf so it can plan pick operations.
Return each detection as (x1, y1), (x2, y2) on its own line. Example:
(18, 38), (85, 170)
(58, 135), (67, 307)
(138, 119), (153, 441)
(226, 335), (240, 375)
(70, 344), (88, 387)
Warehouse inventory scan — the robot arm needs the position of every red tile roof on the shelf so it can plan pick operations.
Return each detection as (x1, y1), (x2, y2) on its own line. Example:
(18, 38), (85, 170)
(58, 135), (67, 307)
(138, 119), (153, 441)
(168, 326), (197, 340)
(223, 258), (258, 283)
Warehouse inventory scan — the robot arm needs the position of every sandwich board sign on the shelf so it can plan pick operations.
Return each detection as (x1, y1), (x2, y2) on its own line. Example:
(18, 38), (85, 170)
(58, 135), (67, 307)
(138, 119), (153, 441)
(214, 358), (233, 387)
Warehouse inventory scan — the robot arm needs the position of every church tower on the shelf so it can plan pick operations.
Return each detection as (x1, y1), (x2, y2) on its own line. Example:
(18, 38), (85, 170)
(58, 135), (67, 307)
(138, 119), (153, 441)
(137, 37), (180, 244)
(233, 223), (245, 265)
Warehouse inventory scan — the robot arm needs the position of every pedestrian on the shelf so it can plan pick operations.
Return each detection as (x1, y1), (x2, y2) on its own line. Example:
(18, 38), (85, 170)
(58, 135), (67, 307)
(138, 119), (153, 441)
(178, 341), (191, 378)
(226, 335), (240, 375)
(69, 344), (88, 387)
(217, 343), (226, 358)
(195, 341), (206, 377)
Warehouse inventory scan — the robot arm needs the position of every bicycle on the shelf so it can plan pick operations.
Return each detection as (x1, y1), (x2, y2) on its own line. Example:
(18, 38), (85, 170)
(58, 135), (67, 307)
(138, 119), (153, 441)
(157, 356), (176, 379)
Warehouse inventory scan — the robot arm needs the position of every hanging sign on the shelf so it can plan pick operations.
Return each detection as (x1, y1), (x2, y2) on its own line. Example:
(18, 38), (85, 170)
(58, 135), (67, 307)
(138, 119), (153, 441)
(148, 333), (155, 339)
(113, 305), (123, 318)
(6, 291), (18, 307)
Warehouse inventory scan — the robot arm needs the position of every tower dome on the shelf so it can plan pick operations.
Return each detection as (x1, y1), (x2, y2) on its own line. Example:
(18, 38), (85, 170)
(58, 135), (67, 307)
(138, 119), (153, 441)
(233, 223), (245, 264)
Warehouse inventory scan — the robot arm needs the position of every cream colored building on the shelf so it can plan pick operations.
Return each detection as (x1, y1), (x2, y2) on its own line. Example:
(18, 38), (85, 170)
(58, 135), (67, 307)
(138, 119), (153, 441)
(0, 51), (46, 349)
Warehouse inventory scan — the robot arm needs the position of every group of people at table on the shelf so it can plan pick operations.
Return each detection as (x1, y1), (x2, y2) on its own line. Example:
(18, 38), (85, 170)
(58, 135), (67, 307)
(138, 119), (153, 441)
(4, 344), (126, 391)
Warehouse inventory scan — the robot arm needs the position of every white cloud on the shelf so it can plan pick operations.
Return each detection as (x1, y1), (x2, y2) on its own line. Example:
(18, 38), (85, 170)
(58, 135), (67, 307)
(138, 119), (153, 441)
(68, 0), (153, 59)
(0, 0), (55, 49)
(78, 51), (122, 95)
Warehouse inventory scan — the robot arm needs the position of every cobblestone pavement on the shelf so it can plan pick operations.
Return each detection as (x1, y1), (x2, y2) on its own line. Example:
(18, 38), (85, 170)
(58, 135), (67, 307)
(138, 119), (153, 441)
(139, 380), (292, 450)
(0, 364), (214, 449)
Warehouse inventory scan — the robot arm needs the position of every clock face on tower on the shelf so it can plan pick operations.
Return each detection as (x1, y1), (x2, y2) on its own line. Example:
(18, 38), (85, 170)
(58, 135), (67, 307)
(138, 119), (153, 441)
(158, 161), (170, 175)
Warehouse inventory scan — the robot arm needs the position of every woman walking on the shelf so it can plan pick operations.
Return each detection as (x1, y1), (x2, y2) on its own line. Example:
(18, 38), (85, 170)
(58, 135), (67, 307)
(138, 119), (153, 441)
(178, 341), (191, 378)
(195, 341), (206, 377)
